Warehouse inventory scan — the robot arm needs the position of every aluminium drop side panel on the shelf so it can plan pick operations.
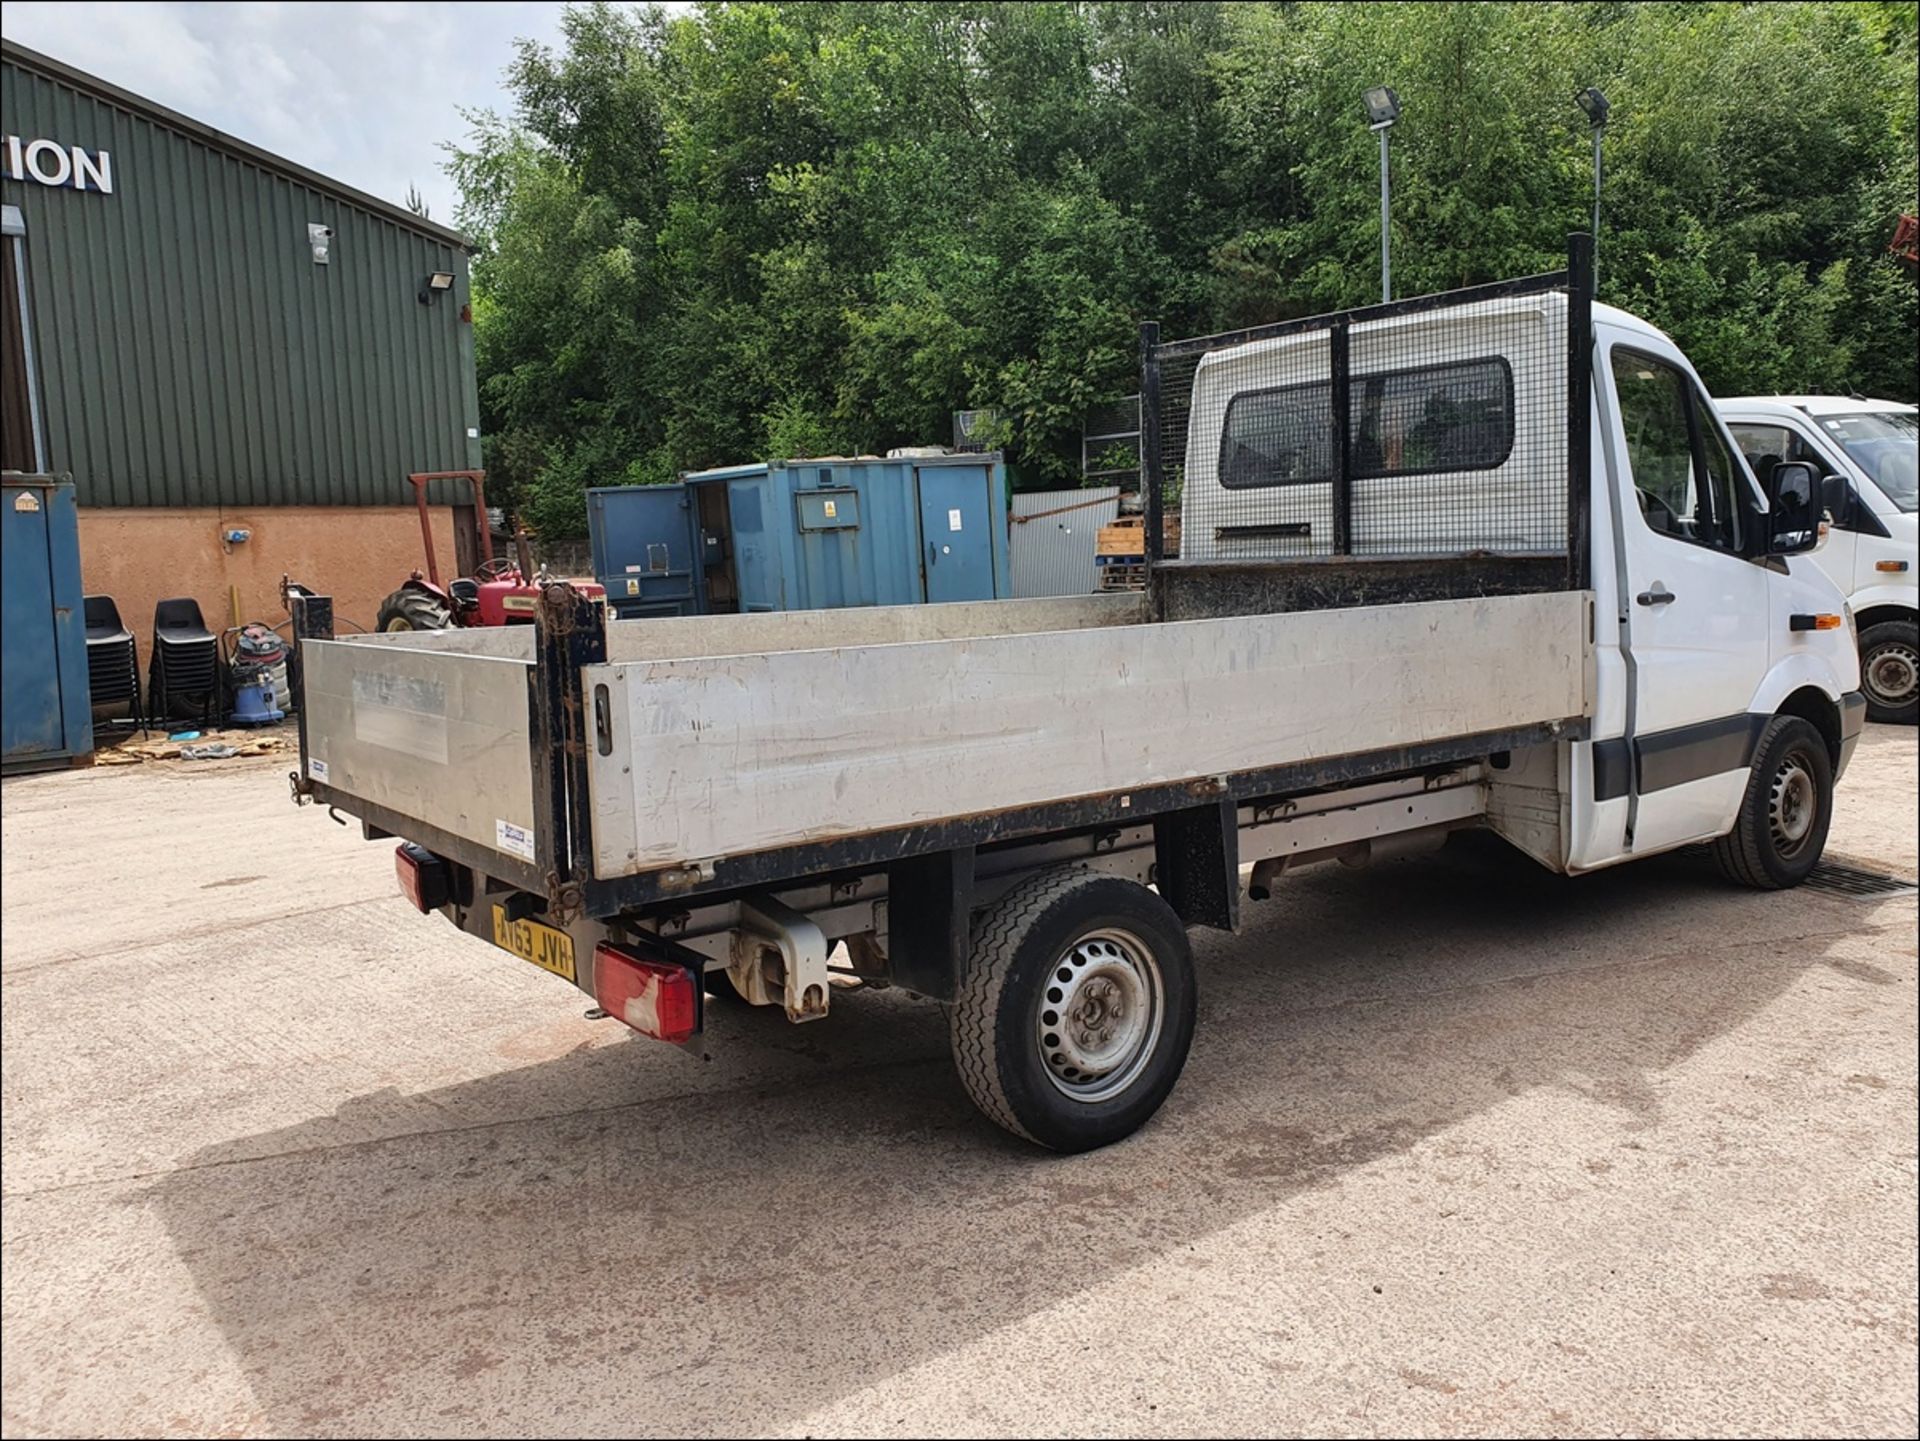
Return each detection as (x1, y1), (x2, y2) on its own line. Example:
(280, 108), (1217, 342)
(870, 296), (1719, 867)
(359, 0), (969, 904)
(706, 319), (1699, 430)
(605, 591), (1147, 662)
(584, 590), (1593, 876)
(300, 635), (540, 862)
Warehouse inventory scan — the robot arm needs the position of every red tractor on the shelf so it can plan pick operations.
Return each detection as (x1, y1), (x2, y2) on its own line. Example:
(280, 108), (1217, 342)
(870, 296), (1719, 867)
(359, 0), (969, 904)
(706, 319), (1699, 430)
(375, 470), (605, 632)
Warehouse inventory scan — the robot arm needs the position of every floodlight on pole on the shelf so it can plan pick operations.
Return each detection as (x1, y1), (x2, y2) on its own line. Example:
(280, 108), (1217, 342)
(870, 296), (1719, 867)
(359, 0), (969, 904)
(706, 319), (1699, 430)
(1364, 86), (1399, 303)
(1577, 87), (1609, 291)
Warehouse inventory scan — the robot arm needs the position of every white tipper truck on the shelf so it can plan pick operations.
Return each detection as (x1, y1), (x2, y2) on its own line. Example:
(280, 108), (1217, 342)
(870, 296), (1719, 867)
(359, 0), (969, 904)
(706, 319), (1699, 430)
(289, 237), (1864, 1151)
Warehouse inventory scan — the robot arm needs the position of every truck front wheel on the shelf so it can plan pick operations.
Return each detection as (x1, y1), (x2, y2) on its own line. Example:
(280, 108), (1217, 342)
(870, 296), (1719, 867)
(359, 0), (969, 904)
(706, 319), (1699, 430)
(1858, 620), (1918, 724)
(951, 868), (1196, 1152)
(1710, 714), (1833, 890)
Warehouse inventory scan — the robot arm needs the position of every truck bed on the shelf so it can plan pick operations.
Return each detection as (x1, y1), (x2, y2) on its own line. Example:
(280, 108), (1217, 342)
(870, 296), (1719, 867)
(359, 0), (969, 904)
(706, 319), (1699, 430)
(301, 589), (1592, 886)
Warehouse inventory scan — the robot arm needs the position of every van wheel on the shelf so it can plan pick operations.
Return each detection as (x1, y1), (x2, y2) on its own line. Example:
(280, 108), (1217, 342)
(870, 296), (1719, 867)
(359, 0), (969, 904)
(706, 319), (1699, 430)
(1710, 715), (1833, 889)
(950, 868), (1196, 1152)
(1858, 620), (1918, 724)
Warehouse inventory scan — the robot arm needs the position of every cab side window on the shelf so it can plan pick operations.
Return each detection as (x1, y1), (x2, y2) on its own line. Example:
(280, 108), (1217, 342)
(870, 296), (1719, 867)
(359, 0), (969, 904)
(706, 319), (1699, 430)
(1728, 422), (1824, 486)
(1611, 349), (1744, 555)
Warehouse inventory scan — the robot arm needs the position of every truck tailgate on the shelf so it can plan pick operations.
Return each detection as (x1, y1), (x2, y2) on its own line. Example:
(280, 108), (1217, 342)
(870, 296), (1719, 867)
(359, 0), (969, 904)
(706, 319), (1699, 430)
(301, 635), (542, 871)
(585, 590), (1593, 876)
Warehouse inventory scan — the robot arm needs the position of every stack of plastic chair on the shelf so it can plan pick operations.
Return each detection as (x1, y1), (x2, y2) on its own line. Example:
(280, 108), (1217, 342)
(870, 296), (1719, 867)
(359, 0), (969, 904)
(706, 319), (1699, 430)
(83, 595), (146, 732)
(148, 597), (219, 725)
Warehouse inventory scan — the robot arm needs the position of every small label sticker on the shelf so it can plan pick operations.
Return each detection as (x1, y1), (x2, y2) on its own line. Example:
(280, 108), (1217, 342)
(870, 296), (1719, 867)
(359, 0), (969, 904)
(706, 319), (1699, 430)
(466, 427), (480, 439)
(13, 492), (40, 513)
(948, 508), (963, 531)
(496, 819), (536, 861)
(626, 578), (640, 595)
(308, 756), (329, 782)
(823, 499), (837, 518)
(625, 564), (643, 573)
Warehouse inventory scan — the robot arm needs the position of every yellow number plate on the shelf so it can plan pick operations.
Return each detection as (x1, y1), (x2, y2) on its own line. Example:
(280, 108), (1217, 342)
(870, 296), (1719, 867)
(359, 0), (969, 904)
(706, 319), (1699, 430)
(491, 906), (577, 983)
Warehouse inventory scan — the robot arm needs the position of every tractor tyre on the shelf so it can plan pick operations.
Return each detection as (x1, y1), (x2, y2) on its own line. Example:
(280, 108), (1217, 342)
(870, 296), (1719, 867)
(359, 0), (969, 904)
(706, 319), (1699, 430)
(376, 588), (454, 633)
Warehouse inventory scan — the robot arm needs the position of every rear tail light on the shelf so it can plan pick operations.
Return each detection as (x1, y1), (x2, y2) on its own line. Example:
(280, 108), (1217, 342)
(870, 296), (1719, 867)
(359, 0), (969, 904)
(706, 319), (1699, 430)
(593, 944), (700, 1044)
(394, 843), (450, 912)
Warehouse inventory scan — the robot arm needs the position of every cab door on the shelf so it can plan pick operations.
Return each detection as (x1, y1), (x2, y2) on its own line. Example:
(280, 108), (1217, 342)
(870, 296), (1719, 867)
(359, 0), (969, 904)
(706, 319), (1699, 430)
(1605, 342), (1772, 853)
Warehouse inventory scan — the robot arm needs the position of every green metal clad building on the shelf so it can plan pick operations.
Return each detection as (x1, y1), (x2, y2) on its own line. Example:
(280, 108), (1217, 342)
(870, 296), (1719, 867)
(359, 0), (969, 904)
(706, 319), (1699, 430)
(1, 38), (483, 631)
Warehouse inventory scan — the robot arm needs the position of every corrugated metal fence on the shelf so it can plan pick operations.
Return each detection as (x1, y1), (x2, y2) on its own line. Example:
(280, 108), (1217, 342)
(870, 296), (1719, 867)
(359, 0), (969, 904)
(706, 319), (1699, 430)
(1008, 486), (1120, 597)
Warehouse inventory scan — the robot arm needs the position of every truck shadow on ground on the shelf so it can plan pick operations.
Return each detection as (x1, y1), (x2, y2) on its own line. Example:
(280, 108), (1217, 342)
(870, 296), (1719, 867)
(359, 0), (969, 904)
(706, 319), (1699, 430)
(141, 835), (1866, 1436)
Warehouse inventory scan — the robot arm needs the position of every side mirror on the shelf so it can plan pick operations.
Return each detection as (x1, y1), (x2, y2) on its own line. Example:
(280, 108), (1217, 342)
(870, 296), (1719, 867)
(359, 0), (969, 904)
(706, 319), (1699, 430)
(1767, 460), (1821, 556)
(1819, 473), (1852, 528)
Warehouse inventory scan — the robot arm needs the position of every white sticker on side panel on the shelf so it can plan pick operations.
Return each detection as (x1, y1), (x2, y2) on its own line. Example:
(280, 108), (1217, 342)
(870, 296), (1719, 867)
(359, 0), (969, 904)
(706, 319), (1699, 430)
(948, 508), (963, 531)
(496, 819), (536, 861)
(308, 756), (329, 782)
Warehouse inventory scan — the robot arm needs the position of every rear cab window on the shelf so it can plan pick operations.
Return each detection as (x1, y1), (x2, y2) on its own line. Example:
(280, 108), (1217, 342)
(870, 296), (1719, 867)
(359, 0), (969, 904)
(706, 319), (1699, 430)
(1219, 358), (1513, 489)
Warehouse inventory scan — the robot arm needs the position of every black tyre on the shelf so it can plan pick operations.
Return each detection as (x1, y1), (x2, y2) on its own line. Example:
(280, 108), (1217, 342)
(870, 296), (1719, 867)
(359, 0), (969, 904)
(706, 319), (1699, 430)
(1710, 715), (1833, 889)
(1858, 620), (1918, 725)
(375, 587), (453, 633)
(951, 867), (1196, 1152)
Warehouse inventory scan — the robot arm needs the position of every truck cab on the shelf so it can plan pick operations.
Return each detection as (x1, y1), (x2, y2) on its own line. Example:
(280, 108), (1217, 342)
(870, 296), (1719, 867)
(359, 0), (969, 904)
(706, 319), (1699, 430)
(1716, 396), (1918, 722)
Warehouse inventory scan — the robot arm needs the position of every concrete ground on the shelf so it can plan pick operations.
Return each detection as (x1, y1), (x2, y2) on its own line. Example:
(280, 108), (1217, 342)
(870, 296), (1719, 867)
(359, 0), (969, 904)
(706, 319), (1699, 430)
(2, 727), (1914, 1439)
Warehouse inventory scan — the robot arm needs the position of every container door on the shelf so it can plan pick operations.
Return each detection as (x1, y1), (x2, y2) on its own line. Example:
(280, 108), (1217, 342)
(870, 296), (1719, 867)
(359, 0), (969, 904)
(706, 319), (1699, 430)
(587, 486), (697, 620)
(2, 488), (64, 761)
(727, 479), (784, 611)
(916, 465), (994, 604)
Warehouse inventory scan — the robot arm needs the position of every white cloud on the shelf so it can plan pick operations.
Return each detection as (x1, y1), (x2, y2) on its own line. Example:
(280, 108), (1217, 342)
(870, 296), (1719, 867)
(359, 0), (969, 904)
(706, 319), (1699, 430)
(2, 0), (573, 226)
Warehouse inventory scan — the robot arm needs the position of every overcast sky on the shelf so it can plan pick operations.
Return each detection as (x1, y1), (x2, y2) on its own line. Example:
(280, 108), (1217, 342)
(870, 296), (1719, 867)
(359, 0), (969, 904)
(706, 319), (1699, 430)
(2, 1), (591, 227)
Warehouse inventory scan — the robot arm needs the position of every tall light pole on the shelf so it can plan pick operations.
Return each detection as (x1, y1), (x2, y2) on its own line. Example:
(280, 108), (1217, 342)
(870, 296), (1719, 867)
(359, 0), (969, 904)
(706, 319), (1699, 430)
(1364, 86), (1400, 303)
(1577, 87), (1609, 292)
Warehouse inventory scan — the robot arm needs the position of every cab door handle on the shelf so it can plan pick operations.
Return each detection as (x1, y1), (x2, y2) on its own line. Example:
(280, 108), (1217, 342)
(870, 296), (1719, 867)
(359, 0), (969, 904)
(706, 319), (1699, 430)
(1636, 585), (1676, 607)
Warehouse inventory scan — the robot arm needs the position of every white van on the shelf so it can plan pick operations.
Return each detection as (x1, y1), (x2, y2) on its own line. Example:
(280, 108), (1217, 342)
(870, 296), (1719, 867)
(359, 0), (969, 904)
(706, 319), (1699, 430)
(1717, 397), (1918, 722)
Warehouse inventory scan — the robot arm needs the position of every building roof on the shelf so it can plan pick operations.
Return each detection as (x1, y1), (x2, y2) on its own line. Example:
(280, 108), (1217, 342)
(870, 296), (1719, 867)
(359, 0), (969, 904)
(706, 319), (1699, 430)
(2, 37), (473, 251)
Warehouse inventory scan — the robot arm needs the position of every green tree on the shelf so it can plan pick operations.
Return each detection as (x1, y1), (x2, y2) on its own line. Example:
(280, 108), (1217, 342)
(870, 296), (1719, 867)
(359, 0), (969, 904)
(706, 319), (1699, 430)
(451, 1), (1918, 538)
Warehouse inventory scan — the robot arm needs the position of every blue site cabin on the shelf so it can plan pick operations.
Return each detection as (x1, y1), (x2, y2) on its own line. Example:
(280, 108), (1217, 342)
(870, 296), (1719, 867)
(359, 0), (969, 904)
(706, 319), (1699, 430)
(587, 452), (1011, 620)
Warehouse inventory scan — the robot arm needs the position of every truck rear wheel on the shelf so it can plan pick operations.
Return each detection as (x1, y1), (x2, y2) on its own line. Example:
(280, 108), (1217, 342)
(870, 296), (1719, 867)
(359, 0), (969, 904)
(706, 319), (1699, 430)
(951, 867), (1196, 1152)
(376, 587), (453, 633)
(1858, 620), (1918, 724)
(1710, 714), (1833, 890)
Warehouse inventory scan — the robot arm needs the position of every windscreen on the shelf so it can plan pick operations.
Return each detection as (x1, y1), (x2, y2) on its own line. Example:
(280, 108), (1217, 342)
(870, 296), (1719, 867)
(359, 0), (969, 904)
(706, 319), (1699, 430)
(1816, 410), (1918, 512)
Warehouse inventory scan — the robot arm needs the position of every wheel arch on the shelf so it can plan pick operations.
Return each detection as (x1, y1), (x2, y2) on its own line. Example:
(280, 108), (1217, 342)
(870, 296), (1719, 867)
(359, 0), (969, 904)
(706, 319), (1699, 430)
(1852, 600), (1917, 634)
(1775, 684), (1842, 768)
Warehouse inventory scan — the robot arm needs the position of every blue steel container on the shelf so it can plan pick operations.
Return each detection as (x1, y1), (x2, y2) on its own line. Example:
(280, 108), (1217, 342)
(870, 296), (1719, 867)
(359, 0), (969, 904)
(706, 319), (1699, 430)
(2, 474), (93, 772)
(586, 483), (700, 620)
(673, 453), (1010, 614)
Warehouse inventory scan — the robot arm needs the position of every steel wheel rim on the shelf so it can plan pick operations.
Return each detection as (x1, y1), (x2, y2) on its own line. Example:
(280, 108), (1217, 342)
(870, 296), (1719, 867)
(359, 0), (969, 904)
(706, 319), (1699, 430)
(1865, 642), (1918, 708)
(1768, 750), (1819, 858)
(1036, 928), (1163, 1103)
(384, 616), (414, 632)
